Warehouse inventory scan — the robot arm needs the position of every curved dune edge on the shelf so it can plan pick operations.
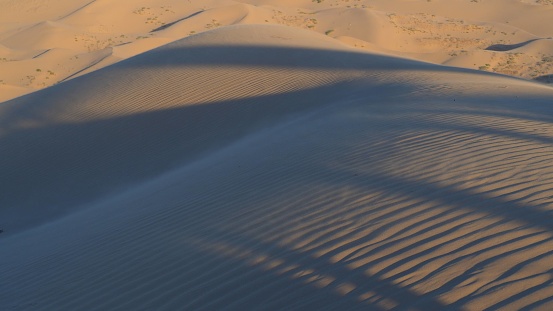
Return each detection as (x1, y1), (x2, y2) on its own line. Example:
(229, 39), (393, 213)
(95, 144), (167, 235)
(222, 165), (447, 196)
(2, 24), (553, 310)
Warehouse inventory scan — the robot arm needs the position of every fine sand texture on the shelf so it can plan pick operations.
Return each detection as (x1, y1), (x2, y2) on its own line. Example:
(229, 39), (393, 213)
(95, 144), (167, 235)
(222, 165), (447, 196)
(0, 0), (552, 103)
(2, 24), (553, 310)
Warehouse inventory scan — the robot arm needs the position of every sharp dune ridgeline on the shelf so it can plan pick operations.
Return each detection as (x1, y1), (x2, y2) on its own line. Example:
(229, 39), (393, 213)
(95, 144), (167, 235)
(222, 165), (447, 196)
(2, 1), (553, 311)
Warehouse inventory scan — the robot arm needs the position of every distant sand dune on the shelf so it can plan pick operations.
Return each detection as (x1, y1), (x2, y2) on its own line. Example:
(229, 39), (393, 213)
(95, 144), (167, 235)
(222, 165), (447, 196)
(2, 25), (553, 310)
(1, 0), (553, 103)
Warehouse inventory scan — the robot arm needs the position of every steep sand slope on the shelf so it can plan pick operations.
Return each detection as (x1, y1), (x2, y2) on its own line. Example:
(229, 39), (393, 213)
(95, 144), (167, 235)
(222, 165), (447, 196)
(2, 25), (553, 310)
(1, 0), (552, 103)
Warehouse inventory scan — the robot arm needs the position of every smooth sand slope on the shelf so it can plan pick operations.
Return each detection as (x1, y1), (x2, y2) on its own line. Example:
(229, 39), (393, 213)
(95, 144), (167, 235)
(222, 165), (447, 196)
(1, 0), (552, 103)
(2, 24), (553, 310)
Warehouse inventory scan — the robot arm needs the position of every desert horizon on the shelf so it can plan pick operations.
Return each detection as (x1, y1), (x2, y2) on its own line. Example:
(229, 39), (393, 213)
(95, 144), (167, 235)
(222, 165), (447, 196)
(1, 0), (553, 310)
(0, 0), (552, 103)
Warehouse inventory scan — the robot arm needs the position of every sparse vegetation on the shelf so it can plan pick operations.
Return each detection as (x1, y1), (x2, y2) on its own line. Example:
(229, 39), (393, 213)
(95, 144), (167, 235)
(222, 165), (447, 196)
(479, 63), (491, 70)
(205, 19), (222, 29)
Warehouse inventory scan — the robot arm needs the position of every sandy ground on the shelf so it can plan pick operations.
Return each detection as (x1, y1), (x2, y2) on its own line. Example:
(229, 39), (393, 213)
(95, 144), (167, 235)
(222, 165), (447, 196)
(0, 0), (552, 103)
(2, 1), (553, 310)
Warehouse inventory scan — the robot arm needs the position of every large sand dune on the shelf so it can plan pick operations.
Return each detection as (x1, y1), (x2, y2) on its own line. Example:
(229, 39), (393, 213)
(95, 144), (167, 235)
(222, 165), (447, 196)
(2, 24), (553, 310)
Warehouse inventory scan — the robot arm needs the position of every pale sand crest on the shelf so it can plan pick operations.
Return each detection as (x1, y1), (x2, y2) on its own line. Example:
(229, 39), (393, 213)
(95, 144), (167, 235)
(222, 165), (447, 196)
(1, 24), (553, 310)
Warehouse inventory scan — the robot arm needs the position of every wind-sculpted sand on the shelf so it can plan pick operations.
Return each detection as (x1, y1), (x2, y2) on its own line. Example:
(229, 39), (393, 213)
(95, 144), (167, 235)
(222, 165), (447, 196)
(2, 24), (553, 310)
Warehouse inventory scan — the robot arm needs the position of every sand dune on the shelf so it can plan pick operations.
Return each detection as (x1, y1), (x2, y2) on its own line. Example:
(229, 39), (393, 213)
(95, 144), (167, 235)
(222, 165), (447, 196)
(1, 0), (552, 103)
(2, 23), (553, 310)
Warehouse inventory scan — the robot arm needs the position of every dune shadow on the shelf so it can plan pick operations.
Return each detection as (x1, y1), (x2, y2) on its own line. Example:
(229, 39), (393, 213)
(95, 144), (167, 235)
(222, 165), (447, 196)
(1, 42), (447, 234)
(150, 10), (204, 33)
(484, 39), (540, 52)
(0, 81), (382, 234)
(534, 74), (553, 84)
(111, 44), (471, 74)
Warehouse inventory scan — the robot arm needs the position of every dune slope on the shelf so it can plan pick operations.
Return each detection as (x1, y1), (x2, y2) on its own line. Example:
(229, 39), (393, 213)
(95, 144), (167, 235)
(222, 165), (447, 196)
(2, 25), (553, 310)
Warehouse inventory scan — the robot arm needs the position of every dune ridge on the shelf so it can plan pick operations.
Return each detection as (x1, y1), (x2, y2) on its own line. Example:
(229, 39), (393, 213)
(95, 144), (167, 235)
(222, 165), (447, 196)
(2, 24), (553, 310)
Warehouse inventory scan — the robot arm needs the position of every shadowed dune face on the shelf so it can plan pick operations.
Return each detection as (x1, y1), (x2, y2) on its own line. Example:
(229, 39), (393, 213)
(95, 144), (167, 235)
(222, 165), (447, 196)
(0, 24), (472, 234)
(0, 39), (533, 234)
(0, 40), (425, 234)
(535, 74), (553, 83)
(2, 25), (553, 310)
(485, 39), (541, 51)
